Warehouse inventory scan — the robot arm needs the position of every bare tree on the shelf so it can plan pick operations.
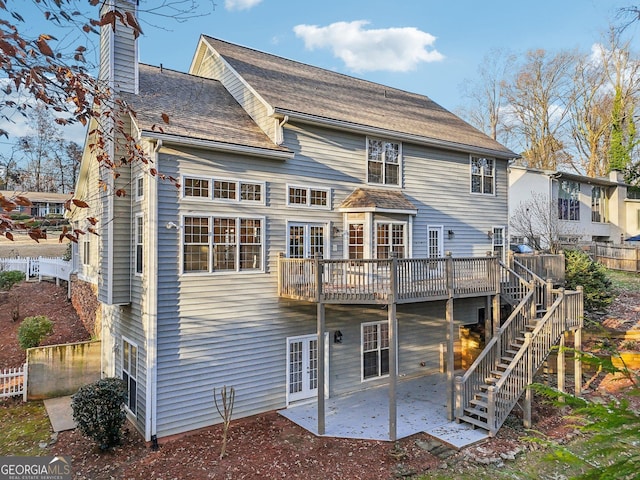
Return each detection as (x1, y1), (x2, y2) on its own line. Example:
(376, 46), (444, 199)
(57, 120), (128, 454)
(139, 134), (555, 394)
(0, 0), (214, 240)
(457, 48), (516, 145)
(504, 49), (578, 170)
(510, 192), (576, 253)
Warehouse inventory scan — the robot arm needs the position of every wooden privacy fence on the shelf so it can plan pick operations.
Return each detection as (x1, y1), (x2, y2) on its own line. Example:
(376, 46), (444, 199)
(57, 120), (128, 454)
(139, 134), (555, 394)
(0, 365), (26, 401)
(594, 243), (640, 273)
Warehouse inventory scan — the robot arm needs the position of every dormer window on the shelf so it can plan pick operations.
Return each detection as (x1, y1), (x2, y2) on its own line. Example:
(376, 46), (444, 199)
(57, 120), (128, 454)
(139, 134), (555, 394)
(367, 138), (401, 186)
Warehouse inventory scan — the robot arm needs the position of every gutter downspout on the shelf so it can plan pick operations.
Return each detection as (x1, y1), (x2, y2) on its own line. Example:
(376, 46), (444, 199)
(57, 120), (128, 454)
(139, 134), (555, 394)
(276, 115), (289, 145)
(145, 138), (161, 442)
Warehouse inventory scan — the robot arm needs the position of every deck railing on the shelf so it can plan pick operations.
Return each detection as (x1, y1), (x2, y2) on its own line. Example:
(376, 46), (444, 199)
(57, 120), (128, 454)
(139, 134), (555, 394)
(455, 285), (584, 435)
(278, 255), (499, 304)
(512, 253), (565, 284)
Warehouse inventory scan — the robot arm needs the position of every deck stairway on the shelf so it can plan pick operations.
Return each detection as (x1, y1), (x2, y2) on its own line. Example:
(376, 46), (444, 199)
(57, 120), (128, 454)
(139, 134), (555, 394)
(455, 260), (583, 435)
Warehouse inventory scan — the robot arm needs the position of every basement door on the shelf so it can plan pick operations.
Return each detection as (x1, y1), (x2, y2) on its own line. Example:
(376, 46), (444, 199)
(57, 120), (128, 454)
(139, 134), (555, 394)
(286, 333), (329, 405)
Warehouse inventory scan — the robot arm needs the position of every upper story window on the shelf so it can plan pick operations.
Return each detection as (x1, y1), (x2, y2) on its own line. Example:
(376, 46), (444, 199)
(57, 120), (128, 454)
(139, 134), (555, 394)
(183, 215), (264, 274)
(558, 180), (580, 221)
(183, 175), (264, 204)
(184, 177), (210, 198)
(470, 156), (495, 194)
(287, 185), (331, 209)
(367, 138), (401, 186)
(135, 175), (144, 201)
(591, 186), (608, 223)
(134, 215), (143, 275)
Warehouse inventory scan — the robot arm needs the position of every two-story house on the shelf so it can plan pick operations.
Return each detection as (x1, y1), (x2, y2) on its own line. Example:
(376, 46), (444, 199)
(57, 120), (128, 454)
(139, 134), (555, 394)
(509, 165), (640, 248)
(70, 1), (583, 445)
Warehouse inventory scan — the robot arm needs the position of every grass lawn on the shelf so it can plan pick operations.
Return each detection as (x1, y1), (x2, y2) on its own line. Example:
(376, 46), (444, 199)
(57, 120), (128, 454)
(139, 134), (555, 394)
(607, 268), (640, 292)
(0, 399), (52, 455)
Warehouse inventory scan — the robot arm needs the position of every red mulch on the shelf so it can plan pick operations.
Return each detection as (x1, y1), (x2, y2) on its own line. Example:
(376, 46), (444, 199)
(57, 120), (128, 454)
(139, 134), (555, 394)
(0, 281), (90, 369)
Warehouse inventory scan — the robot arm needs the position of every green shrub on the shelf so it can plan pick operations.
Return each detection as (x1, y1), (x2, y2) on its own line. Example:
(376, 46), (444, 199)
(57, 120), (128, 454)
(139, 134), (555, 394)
(564, 249), (613, 312)
(0, 270), (25, 290)
(71, 378), (128, 451)
(9, 213), (31, 221)
(17, 315), (53, 349)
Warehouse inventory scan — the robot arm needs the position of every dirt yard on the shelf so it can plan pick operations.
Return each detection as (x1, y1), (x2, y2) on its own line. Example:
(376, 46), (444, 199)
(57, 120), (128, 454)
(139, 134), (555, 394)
(1, 275), (638, 479)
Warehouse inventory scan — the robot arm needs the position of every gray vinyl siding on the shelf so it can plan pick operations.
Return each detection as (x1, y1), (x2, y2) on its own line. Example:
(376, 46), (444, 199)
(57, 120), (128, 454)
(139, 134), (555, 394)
(104, 303), (147, 436)
(99, 1), (137, 94)
(194, 51), (275, 142)
(151, 120), (509, 438)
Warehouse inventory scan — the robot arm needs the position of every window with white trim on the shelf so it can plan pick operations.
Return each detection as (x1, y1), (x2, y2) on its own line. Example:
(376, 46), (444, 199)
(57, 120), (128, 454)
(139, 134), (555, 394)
(288, 223), (326, 258)
(367, 138), (400, 186)
(591, 186), (608, 223)
(135, 175), (144, 201)
(122, 338), (137, 415)
(287, 185), (330, 209)
(348, 223), (364, 259)
(183, 216), (263, 273)
(82, 237), (90, 266)
(134, 215), (143, 275)
(184, 177), (210, 198)
(362, 321), (389, 380)
(375, 222), (405, 259)
(558, 180), (580, 220)
(470, 156), (495, 194)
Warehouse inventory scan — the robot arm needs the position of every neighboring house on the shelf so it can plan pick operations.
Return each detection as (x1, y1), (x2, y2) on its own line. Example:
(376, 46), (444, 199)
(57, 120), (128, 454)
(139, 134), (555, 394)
(508, 165), (640, 247)
(0, 191), (68, 218)
(70, 1), (582, 443)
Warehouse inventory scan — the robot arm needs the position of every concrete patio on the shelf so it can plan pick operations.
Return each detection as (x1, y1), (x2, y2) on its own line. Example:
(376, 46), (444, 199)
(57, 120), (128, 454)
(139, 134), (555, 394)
(279, 373), (489, 449)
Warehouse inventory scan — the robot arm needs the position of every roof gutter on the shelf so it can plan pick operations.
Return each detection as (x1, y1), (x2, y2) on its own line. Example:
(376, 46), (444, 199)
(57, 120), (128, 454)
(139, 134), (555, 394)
(271, 109), (517, 160)
(140, 131), (294, 161)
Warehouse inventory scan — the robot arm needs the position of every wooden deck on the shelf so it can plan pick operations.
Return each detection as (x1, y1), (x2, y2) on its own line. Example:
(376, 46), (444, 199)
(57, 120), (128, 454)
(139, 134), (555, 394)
(278, 256), (500, 304)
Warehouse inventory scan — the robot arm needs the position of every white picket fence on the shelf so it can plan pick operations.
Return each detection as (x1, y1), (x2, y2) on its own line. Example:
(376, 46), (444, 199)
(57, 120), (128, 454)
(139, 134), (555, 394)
(0, 257), (71, 283)
(0, 365), (26, 401)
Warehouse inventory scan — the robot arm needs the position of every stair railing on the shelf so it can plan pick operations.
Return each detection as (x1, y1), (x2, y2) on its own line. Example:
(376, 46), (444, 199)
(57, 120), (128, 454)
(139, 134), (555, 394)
(454, 275), (535, 421)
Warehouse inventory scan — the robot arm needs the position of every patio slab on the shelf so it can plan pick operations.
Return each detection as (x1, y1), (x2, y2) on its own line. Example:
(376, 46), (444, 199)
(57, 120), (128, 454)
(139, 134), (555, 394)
(43, 396), (76, 432)
(279, 374), (488, 449)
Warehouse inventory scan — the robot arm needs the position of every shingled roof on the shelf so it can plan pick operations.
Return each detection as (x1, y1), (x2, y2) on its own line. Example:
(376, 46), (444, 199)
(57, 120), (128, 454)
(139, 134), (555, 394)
(200, 36), (515, 158)
(339, 188), (417, 213)
(121, 64), (289, 154)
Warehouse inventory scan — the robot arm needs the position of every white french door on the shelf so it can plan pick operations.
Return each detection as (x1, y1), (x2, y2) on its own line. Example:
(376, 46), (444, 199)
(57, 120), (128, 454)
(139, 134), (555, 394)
(286, 334), (328, 404)
(427, 225), (444, 258)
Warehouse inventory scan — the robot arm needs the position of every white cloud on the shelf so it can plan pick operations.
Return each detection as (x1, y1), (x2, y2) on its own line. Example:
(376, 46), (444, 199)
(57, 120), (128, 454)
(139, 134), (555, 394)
(224, 0), (262, 11)
(293, 20), (444, 73)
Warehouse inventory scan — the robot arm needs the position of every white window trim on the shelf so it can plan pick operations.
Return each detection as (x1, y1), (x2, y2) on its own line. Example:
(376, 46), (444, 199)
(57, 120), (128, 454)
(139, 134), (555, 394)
(286, 221), (330, 259)
(427, 225), (444, 258)
(180, 214), (266, 275)
(366, 137), (403, 188)
(469, 156), (496, 196)
(360, 320), (397, 382)
(135, 175), (144, 202)
(134, 213), (144, 277)
(121, 336), (138, 417)
(181, 174), (212, 201)
(591, 186), (608, 224)
(286, 184), (332, 210)
(373, 220), (408, 259)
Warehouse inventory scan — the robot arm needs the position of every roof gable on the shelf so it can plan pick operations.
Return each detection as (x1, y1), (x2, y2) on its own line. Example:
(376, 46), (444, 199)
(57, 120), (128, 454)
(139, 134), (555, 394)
(121, 64), (289, 154)
(200, 36), (515, 158)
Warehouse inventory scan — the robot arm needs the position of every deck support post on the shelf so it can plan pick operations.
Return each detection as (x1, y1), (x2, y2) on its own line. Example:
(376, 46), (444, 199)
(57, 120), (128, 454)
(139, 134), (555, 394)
(445, 253), (455, 421)
(574, 327), (582, 397)
(523, 332), (533, 428)
(557, 288), (566, 398)
(388, 296), (397, 441)
(485, 295), (492, 345)
(317, 301), (325, 436)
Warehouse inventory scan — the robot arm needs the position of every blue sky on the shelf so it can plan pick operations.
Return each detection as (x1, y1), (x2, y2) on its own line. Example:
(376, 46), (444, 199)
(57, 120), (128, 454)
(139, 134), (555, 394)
(5, 0), (640, 147)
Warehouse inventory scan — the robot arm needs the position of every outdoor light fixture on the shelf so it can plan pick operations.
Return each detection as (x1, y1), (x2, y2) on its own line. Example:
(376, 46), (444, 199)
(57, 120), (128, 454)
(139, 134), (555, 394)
(166, 222), (179, 230)
(447, 230), (454, 239)
(334, 330), (343, 344)
(487, 230), (493, 239)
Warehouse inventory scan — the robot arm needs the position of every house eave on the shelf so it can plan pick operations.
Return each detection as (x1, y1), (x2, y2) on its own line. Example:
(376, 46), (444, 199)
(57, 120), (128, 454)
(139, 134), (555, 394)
(338, 207), (418, 215)
(139, 131), (294, 160)
(272, 108), (516, 160)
